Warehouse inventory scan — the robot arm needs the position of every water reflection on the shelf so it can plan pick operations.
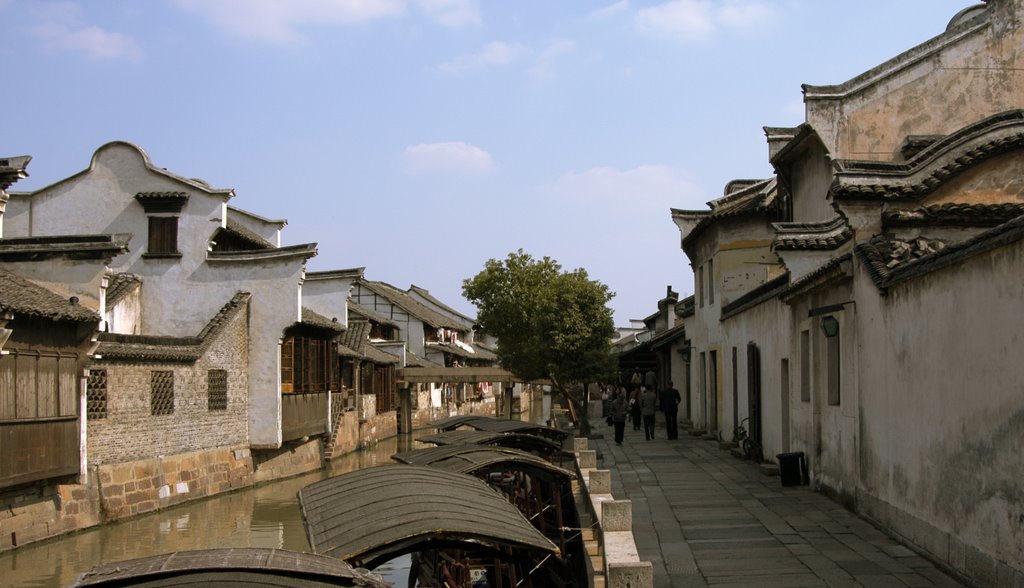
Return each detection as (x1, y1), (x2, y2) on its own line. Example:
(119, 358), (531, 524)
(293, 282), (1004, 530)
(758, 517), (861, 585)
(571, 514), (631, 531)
(0, 436), (413, 588)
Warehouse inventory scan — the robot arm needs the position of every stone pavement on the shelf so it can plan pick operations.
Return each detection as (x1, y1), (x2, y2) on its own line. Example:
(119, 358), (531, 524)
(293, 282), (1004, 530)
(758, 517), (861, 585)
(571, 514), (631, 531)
(590, 418), (966, 588)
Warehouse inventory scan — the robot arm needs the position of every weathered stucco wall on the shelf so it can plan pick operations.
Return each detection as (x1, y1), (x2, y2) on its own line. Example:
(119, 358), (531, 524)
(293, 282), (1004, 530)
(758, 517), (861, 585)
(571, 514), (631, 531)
(720, 297), (789, 460)
(808, 1), (1024, 160)
(853, 240), (1024, 581)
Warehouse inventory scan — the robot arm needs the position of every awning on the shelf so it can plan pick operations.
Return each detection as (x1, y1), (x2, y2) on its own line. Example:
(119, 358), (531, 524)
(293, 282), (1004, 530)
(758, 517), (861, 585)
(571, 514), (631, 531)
(298, 465), (558, 569)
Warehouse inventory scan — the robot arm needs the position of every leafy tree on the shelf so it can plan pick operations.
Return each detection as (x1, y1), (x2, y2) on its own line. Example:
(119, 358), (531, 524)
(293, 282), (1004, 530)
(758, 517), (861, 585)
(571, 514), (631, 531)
(463, 250), (616, 434)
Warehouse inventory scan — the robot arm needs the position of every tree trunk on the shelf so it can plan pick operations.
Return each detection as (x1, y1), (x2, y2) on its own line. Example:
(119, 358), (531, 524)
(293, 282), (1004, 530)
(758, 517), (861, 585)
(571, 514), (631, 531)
(550, 375), (590, 437)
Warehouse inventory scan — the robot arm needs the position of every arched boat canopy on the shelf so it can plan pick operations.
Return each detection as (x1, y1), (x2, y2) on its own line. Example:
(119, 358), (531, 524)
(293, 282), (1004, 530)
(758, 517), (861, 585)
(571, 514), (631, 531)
(391, 445), (575, 481)
(298, 465), (558, 569)
(429, 415), (569, 441)
(71, 548), (387, 587)
(415, 429), (563, 454)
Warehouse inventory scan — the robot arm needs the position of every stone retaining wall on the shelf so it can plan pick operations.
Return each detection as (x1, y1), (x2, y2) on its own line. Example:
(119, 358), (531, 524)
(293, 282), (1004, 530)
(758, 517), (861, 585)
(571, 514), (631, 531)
(573, 437), (653, 588)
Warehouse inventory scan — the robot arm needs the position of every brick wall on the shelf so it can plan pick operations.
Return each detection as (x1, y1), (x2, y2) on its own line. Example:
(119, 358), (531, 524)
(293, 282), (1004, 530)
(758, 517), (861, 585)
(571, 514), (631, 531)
(252, 437), (323, 484)
(87, 305), (249, 464)
(0, 482), (101, 552)
(96, 446), (254, 520)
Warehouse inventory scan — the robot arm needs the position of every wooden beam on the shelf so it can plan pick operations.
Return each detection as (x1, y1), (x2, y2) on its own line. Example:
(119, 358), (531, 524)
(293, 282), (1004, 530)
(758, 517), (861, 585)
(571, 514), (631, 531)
(396, 367), (551, 385)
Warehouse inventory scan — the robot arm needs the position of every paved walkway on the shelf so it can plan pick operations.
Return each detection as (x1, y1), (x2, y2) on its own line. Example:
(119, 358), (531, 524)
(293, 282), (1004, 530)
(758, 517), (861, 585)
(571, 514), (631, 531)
(589, 418), (966, 588)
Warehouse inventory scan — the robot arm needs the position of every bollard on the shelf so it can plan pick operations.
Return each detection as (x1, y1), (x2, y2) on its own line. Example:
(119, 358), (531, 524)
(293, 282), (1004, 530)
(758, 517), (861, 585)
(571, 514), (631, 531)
(574, 437), (589, 452)
(601, 500), (632, 532)
(608, 561), (653, 588)
(578, 449), (597, 470)
(589, 469), (611, 494)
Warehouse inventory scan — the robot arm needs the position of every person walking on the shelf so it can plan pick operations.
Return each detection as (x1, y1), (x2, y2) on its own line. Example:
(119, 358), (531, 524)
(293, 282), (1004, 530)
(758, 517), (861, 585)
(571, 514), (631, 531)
(641, 385), (658, 440)
(610, 390), (628, 446)
(628, 385), (642, 431)
(661, 381), (682, 440)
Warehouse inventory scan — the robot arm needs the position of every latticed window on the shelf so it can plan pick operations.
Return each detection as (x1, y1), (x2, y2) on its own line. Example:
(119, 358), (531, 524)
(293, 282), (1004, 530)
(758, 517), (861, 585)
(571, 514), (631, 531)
(86, 369), (108, 419)
(150, 371), (174, 415)
(207, 369), (228, 411)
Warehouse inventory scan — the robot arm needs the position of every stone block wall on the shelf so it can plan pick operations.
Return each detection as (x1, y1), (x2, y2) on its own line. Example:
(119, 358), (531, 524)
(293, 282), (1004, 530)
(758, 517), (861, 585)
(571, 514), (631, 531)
(88, 305), (249, 465)
(0, 481), (101, 551)
(96, 445), (254, 520)
(252, 437), (323, 484)
(359, 410), (397, 447)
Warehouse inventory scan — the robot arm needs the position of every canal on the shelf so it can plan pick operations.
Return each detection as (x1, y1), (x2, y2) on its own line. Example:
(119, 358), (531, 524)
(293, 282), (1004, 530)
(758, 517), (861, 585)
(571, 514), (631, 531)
(0, 393), (552, 587)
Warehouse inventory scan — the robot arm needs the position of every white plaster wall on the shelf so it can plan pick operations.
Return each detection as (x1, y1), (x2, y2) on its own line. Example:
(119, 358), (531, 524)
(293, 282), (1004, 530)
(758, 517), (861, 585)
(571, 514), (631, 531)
(107, 289), (141, 335)
(303, 276), (354, 327)
(720, 297), (789, 459)
(227, 207), (282, 247)
(194, 259), (303, 448)
(854, 241), (1024, 571)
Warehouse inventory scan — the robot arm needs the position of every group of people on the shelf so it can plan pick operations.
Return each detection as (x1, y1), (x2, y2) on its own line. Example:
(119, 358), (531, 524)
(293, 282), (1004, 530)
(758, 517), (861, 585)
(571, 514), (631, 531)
(601, 373), (681, 446)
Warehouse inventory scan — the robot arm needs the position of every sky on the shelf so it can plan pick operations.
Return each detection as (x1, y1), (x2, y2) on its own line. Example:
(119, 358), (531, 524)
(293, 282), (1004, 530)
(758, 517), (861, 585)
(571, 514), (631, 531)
(2, 0), (975, 325)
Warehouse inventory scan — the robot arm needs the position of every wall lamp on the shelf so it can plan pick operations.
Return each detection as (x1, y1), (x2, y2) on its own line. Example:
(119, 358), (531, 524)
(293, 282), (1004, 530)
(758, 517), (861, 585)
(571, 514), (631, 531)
(820, 316), (840, 338)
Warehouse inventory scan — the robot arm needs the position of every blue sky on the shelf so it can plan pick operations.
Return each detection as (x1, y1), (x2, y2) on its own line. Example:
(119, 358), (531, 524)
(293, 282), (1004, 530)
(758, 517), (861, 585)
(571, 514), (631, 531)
(2, 0), (972, 325)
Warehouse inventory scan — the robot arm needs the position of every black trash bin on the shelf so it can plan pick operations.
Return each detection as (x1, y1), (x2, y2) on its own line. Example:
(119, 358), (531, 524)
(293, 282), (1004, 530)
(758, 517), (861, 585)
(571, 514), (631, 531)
(776, 451), (806, 487)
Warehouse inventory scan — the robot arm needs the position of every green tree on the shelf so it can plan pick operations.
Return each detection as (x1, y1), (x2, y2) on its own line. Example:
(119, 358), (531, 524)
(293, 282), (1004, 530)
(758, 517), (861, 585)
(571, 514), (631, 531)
(463, 250), (616, 434)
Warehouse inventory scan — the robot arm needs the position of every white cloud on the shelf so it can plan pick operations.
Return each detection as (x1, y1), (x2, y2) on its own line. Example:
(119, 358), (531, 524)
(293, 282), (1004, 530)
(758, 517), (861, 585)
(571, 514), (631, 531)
(542, 164), (703, 211)
(435, 41), (526, 75)
(588, 0), (629, 20)
(414, 0), (480, 28)
(527, 39), (576, 80)
(29, 3), (142, 61)
(635, 0), (776, 42)
(403, 142), (497, 174)
(171, 0), (405, 44)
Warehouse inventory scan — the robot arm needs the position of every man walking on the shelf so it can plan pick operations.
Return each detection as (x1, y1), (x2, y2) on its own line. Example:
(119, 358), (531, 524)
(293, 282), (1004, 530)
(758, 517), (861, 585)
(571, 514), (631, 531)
(641, 385), (658, 440)
(661, 381), (681, 440)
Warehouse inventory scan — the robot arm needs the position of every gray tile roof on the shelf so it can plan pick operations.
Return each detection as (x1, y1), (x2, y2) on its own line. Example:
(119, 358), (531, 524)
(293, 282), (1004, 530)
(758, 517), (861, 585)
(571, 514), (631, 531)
(856, 215), (1024, 291)
(301, 307), (345, 332)
(882, 203), (1024, 228)
(408, 284), (476, 324)
(337, 321), (399, 364)
(358, 280), (463, 330)
(772, 217), (853, 251)
(97, 292), (251, 363)
(0, 267), (100, 323)
(347, 300), (399, 328)
(0, 234), (131, 261)
(214, 219), (275, 250)
(674, 178), (779, 250)
(832, 110), (1024, 201)
(106, 273), (141, 307)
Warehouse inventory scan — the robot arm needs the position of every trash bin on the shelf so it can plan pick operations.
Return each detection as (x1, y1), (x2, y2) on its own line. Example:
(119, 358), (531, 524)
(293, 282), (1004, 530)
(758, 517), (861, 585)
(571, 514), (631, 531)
(776, 451), (806, 487)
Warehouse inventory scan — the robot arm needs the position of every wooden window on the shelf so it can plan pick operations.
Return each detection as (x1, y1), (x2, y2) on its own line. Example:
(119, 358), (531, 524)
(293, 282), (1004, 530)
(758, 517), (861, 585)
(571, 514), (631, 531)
(151, 371), (174, 415)
(800, 330), (810, 403)
(147, 216), (178, 255)
(827, 326), (841, 406)
(87, 369), (108, 419)
(207, 369), (228, 411)
(281, 338), (294, 393)
(281, 335), (332, 394)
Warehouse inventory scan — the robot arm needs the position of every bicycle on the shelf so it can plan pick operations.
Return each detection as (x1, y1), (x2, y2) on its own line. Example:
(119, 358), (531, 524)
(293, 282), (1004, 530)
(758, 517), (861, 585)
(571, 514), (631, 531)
(733, 417), (762, 462)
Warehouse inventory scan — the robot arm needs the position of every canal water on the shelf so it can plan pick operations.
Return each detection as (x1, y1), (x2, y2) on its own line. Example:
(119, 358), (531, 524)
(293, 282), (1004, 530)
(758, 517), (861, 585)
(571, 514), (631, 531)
(0, 393), (552, 587)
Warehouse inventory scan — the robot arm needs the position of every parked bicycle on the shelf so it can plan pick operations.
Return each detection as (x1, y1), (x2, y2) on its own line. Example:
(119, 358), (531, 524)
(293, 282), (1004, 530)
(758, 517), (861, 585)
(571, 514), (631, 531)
(732, 417), (763, 462)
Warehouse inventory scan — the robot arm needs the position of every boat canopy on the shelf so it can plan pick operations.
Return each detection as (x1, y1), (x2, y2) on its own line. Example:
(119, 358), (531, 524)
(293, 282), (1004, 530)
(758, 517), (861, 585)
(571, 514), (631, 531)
(298, 465), (558, 569)
(428, 415), (569, 441)
(415, 429), (563, 454)
(391, 444), (575, 481)
(71, 548), (387, 587)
